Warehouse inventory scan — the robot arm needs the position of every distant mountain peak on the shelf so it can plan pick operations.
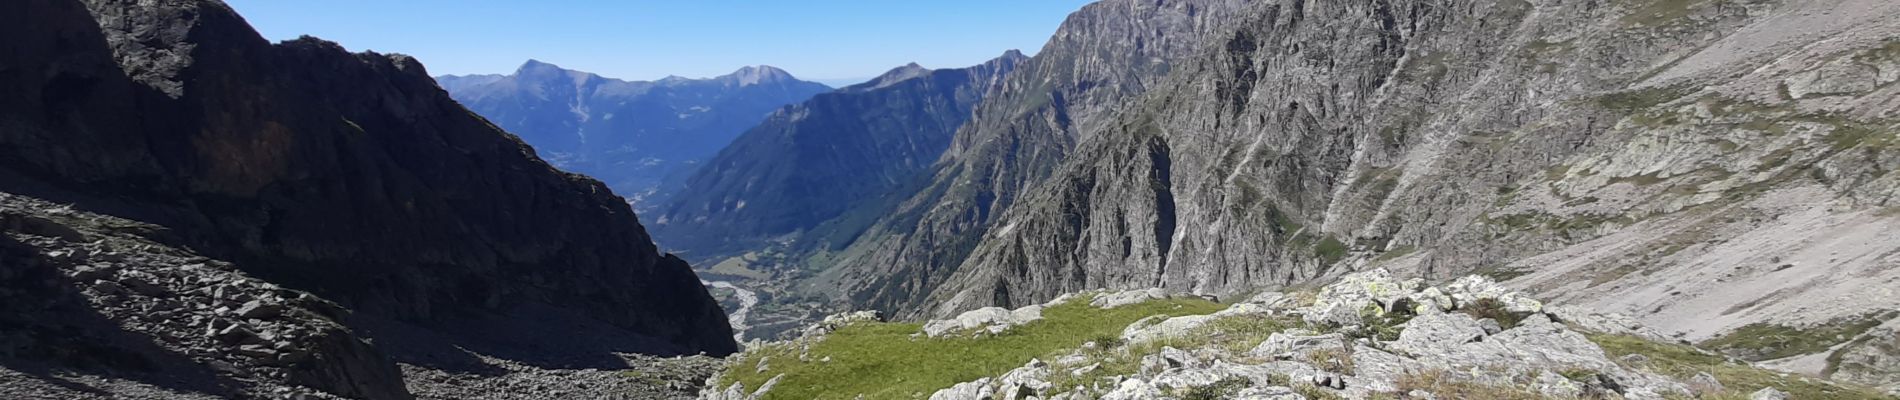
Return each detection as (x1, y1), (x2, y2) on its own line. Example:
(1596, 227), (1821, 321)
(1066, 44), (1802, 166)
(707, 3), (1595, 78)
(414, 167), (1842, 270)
(997, 49), (1028, 63)
(725, 65), (796, 86)
(516, 59), (563, 73)
(847, 62), (934, 92)
(512, 59), (599, 87)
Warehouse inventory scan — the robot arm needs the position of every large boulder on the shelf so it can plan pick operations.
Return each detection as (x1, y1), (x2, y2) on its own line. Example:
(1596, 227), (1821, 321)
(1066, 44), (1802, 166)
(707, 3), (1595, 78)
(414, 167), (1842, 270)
(921, 305), (1046, 337)
(1250, 330), (1349, 360)
(1092, 288), (1173, 309)
(928, 378), (995, 400)
(1123, 314), (1218, 344)
(1391, 313), (1486, 357)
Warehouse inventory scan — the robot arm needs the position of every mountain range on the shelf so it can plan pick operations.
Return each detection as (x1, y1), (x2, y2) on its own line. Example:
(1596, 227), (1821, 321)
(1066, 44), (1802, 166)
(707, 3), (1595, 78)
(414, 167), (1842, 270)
(6, 0), (1900, 398)
(437, 61), (831, 207)
(655, 0), (1900, 393)
(654, 52), (1028, 264)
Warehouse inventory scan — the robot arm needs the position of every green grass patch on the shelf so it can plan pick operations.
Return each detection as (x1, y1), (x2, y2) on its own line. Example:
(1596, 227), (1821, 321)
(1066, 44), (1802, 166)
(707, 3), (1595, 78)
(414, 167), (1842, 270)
(1701, 312), (1898, 361)
(1315, 236), (1349, 265)
(1045, 313), (1304, 395)
(720, 296), (1224, 399)
(1590, 334), (1890, 399)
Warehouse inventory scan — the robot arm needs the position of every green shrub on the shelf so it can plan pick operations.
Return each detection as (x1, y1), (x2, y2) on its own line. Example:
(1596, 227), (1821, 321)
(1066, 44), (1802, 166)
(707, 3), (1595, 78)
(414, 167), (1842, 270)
(1183, 377), (1251, 400)
(1459, 298), (1528, 330)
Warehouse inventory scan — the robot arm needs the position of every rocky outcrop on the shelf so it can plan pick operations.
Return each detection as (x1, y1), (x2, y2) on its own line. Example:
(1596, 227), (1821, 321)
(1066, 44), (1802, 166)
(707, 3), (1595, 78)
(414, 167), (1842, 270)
(2, 0), (735, 397)
(439, 61), (831, 207)
(655, 52), (1026, 259)
(924, 272), (1723, 400)
(0, 193), (407, 399)
(1829, 319), (1900, 394)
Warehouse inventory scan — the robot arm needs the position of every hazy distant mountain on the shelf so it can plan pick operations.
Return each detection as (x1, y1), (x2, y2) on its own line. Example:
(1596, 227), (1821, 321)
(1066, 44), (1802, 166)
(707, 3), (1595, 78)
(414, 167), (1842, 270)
(655, 52), (1027, 260)
(438, 61), (831, 207)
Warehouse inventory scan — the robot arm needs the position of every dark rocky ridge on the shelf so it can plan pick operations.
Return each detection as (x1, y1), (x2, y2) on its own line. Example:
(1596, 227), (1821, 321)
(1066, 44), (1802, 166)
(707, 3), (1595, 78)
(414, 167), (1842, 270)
(2, 0), (734, 397)
(437, 60), (832, 209)
(655, 51), (1027, 261)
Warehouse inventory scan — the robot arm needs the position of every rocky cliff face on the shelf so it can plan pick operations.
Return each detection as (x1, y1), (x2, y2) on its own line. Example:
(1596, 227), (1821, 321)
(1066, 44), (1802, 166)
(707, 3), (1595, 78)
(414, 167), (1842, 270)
(894, 0), (1900, 389)
(1, 0), (734, 397)
(438, 61), (832, 208)
(811, 0), (1255, 317)
(654, 52), (1027, 261)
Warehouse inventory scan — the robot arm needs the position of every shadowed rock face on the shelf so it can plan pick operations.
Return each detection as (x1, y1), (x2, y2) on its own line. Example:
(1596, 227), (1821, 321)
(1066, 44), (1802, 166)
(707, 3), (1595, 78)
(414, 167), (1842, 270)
(654, 52), (1027, 260)
(437, 60), (832, 209)
(0, 0), (735, 396)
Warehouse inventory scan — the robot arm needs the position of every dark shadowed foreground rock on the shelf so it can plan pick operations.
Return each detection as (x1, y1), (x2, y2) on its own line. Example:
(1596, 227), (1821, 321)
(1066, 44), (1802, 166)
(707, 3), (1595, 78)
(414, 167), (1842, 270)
(1, 0), (735, 398)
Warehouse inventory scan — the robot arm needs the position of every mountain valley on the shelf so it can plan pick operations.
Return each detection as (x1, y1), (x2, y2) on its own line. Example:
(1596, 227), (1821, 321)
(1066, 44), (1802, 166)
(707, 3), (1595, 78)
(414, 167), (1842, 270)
(4, 0), (1900, 398)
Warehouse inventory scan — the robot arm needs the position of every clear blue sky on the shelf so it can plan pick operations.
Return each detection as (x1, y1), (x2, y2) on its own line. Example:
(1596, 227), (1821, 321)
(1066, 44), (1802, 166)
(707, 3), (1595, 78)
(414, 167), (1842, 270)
(224, 0), (1095, 85)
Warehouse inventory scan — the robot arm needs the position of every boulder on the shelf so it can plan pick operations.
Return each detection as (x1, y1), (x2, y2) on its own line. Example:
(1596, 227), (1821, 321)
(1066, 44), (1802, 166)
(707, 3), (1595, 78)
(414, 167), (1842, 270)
(1784, 60), (1880, 99)
(1250, 331), (1347, 360)
(1535, 370), (1584, 398)
(1100, 378), (1162, 400)
(1091, 288), (1171, 309)
(237, 300), (284, 319)
(1123, 314), (1217, 344)
(997, 358), (1053, 398)
(928, 378), (995, 400)
(1391, 313), (1486, 357)
(1750, 387), (1790, 400)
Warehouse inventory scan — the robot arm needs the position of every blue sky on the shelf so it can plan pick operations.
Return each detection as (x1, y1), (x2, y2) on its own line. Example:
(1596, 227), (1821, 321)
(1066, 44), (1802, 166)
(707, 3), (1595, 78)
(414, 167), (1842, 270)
(224, 0), (1094, 85)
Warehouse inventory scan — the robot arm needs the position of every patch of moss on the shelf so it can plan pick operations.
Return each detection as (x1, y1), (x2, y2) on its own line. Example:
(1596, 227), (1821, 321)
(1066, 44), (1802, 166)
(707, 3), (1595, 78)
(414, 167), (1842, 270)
(1271, 206), (1303, 236)
(1315, 236), (1349, 265)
